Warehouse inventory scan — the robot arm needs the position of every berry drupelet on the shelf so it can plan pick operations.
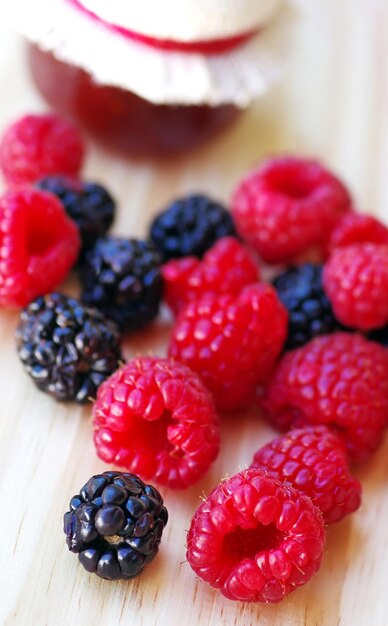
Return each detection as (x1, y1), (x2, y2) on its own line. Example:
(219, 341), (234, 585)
(36, 175), (115, 259)
(274, 263), (341, 350)
(149, 194), (237, 261)
(16, 293), (122, 403)
(64, 471), (168, 580)
(80, 237), (163, 331)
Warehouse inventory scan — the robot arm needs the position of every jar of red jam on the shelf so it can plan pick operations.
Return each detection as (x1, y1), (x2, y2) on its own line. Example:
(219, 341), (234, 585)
(16, 0), (288, 157)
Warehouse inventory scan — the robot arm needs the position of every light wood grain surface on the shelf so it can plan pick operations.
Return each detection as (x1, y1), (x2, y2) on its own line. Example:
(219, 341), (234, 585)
(2, 1), (388, 624)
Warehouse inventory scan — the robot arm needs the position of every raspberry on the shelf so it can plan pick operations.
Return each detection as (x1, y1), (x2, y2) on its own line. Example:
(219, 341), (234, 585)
(162, 237), (260, 315)
(168, 284), (288, 411)
(323, 243), (388, 330)
(186, 468), (326, 603)
(263, 333), (388, 463)
(92, 357), (220, 489)
(274, 263), (341, 349)
(149, 194), (236, 261)
(16, 293), (122, 403)
(232, 156), (351, 264)
(36, 175), (115, 259)
(0, 188), (80, 307)
(250, 426), (361, 524)
(64, 471), (168, 580)
(327, 212), (388, 254)
(0, 113), (85, 185)
(81, 237), (163, 331)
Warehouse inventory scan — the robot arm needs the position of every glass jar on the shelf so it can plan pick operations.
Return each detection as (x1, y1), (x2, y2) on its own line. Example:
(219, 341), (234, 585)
(28, 44), (241, 157)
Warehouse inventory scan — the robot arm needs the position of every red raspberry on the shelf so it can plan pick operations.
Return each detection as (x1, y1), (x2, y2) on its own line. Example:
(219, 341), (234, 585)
(250, 426), (361, 524)
(92, 357), (220, 490)
(231, 156), (351, 264)
(0, 188), (80, 307)
(326, 212), (388, 255)
(323, 243), (388, 330)
(263, 333), (388, 463)
(162, 237), (260, 315)
(0, 113), (85, 185)
(187, 468), (326, 603)
(168, 283), (288, 411)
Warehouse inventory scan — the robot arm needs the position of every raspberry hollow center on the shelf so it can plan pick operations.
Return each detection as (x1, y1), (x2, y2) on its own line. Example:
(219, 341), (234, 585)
(126, 410), (183, 459)
(222, 523), (284, 563)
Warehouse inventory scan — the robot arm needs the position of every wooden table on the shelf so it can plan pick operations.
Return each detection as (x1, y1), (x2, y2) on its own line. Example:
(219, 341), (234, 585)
(2, 1), (388, 624)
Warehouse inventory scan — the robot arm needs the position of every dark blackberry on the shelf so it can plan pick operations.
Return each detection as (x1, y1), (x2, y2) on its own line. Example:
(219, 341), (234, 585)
(274, 264), (341, 350)
(64, 471), (168, 580)
(36, 175), (115, 259)
(80, 237), (163, 331)
(149, 194), (237, 261)
(368, 326), (388, 346)
(16, 293), (122, 403)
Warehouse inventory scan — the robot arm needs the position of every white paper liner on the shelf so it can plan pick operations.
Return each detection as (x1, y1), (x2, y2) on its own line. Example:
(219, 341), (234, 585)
(78, 0), (281, 42)
(11, 0), (295, 107)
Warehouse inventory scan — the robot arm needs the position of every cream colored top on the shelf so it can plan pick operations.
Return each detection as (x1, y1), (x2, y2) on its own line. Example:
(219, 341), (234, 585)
(12, 0), (292, 106)
(78, 0), (281, 41)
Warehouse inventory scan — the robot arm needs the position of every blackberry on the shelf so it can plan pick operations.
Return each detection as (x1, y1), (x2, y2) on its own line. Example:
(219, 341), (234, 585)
(149, 194), (237, 261)
(368, 326), (388, 347)
(64, 471), (168, 580)
(16, 293), (122, 403)
(80, 237), (163, 331)
(274, 264), (341, 350)
(36, 175), (115, 259)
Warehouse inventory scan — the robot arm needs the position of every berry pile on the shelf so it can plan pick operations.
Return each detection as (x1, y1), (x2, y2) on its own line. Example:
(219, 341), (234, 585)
(2, 112), (388, 600)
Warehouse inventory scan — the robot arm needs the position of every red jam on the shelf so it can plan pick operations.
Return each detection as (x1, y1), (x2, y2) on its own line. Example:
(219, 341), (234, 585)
(28, 45), (241, 157)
